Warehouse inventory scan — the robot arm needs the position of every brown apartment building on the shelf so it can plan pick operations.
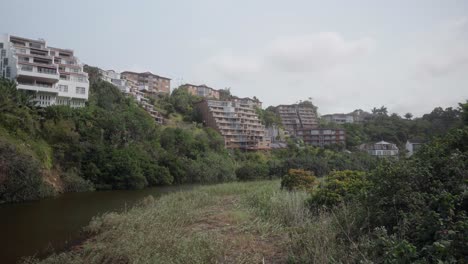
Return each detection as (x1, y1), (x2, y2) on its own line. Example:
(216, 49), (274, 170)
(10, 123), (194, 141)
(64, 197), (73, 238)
(121, 71), (170, 94)
(197, 98), (270, 150)
(277, 103), (318, 135)
(296, 128), (346, 147)
(180, 83), (220, 99)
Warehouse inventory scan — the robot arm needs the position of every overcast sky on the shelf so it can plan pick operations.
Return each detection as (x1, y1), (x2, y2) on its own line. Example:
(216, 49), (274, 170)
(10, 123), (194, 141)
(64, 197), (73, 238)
(2, 0), (467, 116)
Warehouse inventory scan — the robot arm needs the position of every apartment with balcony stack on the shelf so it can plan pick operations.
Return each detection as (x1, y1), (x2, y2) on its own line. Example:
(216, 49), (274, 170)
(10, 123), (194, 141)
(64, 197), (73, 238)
(276, 103), (318, 135)
(0, 34), (88, 107)
(296, 128), (346, 147)
(121, 71), (170, 94)
(197, 98), (270, 150)
(180, 83), (220, 99)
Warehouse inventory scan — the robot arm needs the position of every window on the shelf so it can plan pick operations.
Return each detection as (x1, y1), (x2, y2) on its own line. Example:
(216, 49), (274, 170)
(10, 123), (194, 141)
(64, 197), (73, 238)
(0, 43), (3, 49)
(6, 67), (10, 77)
(58, 84), (68, 92)
(77, 76), (85, 82)
(73, 68), (79, 73)
(3, 58), (7, 65)
(76, 87), (86, 94)
(21, 57), (29, 62)
(21, 65), (33, 71)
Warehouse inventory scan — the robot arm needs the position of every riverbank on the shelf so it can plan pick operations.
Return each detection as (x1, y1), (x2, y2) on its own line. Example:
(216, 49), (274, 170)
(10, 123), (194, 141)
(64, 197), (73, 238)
(23, 180), (344, 264)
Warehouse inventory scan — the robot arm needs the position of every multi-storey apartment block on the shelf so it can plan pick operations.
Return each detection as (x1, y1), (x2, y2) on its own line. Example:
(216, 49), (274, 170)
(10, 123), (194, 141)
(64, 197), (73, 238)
(0, 34), (88, 107)
(277, 103), (318, 134)
(180, 83), (220, 99)
(197, 99), (270, 150)
(121, 71), (170, 94)
(296, 128), (346, 147)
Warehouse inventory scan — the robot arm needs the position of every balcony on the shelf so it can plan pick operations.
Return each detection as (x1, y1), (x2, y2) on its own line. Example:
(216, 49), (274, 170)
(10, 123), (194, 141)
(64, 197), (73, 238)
(17, 81), (58, 94)
(17, 64), (59, 82)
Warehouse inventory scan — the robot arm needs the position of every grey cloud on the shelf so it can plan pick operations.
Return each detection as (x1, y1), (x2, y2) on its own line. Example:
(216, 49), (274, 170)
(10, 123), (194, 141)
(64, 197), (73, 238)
(265, 32), (375, 73)
(202, 32), (374, 80)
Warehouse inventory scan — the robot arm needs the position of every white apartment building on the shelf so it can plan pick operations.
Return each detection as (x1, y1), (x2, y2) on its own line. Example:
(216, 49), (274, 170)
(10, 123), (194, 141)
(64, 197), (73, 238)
(0, 34), (88, 107)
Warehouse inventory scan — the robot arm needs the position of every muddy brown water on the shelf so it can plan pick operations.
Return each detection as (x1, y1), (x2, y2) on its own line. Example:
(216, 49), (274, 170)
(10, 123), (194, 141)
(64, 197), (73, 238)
(0, 185), (194, 264)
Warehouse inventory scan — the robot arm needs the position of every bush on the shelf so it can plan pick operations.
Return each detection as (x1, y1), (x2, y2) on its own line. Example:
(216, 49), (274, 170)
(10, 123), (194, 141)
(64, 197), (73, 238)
(61, 168), (95, 192)
(0, 139), (44, 202)
(281, 169), (317, 191)
(309, 170), (368, 207)
(235, 161), (269, 181)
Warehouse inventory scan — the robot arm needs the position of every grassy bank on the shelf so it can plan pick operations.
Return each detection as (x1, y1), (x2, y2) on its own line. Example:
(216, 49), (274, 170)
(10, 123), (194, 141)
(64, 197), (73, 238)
(23, 180), (359, 264)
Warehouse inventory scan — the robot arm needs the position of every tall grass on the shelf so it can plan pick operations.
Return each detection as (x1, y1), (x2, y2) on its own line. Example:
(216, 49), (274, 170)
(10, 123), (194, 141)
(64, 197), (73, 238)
(26, 180), (367, 264)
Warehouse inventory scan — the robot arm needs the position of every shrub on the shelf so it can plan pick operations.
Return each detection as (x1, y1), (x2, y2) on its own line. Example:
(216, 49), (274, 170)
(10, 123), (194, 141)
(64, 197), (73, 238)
(0, 139), (44, 202)
(61, 168), (95, 192)
(281, 169), (317, 191)
(309, 170), (368, 207)
(235, 161), (269, 181)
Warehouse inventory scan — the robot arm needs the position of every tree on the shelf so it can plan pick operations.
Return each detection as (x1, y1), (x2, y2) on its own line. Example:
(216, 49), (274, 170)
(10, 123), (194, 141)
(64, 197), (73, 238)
(404, 112), (413, 120)
(371, 106), (388, 116)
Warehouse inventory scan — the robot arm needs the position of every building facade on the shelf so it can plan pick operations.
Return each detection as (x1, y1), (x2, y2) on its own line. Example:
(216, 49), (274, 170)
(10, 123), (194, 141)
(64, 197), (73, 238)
(180, 83), (220, 99)
(0, 34), (89, 107)
(359, 141), (399, 157)
(277, 103), (318, 134)
(99, 69), (130, 93)
(99, 69), (164, 124)
(121, 71), (170, 94)
(321, 113), (354, 124)
(197, 99), (270, 150)
(296, 128), (346, 147)
(321, 110), (372, 124)
(405, 140), (424, 157)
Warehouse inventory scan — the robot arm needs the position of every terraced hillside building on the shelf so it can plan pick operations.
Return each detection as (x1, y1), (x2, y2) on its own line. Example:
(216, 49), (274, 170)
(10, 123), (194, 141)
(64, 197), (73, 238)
(121, 71), (170, 94)
(197, 98), (270, 150)
(276, 103), (318, 135)
(296, 128), (346, 147)
(0, 34), (89, 107)
(180, 83), (220, 99)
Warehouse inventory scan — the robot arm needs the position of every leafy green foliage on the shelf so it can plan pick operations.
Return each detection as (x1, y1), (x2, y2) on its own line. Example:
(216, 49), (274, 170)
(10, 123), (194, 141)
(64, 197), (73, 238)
(0, 139), (45, 202)
(256, 106), (282, 127)
(309, 170), (368, 207)
(281, 169), (317, 191)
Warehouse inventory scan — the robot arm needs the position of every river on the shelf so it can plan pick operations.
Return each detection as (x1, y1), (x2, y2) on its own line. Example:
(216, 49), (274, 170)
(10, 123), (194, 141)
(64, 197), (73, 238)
(0, 185), (194, 264)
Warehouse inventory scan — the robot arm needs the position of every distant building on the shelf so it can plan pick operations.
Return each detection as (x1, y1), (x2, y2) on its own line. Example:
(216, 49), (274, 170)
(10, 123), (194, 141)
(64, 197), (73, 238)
(0, 34), (89, 107)
(296, 128), (346, 147)
(121, 71), (170, 94)
(99, 69), (130, 93)
(196, 99), (269, 150)
(100, 69), (163, 124)
(405, 140), (425, 157)
(180, 83), (220, 99)
(232, 96), (262, 108)
(277, 103), (318, 134)
(359, 141), (399, 157)
(321, 113), (354, 124)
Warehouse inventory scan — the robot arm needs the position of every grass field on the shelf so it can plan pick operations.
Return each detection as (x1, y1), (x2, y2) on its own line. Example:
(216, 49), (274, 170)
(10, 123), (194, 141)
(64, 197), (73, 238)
(25, 180), (357, 264)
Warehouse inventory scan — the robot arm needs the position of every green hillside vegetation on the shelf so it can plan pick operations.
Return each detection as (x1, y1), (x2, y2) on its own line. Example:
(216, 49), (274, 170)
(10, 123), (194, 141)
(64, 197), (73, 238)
(1, 67), (466, 205)
(322, 106), (464, 149)
(28, 123), (467, 263)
